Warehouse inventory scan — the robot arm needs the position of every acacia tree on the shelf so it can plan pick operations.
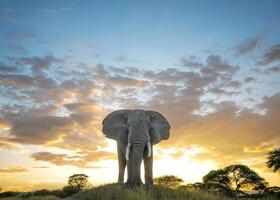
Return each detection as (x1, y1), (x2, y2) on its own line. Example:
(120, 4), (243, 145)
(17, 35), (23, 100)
(154, 175), (183, 188)
(68, 174), (89, 191)
(267, 148), (280, 172)
(203, 165), (268, 200)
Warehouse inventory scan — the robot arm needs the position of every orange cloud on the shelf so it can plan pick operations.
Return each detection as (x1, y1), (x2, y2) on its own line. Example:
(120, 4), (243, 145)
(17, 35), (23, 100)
(31, 150), (115, 168)
(0, 166), (29, 173)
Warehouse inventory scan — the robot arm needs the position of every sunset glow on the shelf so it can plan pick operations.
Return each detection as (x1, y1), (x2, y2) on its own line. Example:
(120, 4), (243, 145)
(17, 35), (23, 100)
(0, 0), (280, 192)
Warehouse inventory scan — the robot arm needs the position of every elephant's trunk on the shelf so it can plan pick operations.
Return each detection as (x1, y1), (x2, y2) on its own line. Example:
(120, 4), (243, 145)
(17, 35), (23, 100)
(125, 142), (131, 160)
(147, 141), (151, 157)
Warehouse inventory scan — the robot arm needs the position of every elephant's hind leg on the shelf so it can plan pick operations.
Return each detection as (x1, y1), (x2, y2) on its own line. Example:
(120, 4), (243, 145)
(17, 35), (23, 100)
(117, 143), (126, 183)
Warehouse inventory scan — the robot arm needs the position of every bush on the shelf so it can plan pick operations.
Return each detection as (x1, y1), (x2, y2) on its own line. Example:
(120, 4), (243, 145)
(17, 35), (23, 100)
(33, 189), (51, 196)
(63, 185), (79, 196)
(50, 189), (66, 198)
(19, 192), (33, 198)
(0, 191), (20, 198)
(17, 189), (65, 199)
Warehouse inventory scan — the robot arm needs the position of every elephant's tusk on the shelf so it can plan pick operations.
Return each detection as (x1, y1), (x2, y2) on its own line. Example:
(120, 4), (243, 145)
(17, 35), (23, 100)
(125, 143), (131, 160)
(147, 141), (151, 157)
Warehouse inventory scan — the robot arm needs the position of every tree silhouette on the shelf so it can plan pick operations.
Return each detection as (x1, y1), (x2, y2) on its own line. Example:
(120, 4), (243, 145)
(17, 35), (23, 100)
(267, 148), (280, 172)
(203, 165), (268, 200)
(154, 175), (183, 188)
(68, 174), (89, 191)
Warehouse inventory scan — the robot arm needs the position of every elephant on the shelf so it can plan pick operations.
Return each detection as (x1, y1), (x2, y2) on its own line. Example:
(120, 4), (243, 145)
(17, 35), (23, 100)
(102, 109), (170, 188)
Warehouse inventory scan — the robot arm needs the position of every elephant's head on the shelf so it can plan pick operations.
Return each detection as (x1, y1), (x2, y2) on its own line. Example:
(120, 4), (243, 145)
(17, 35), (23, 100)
(102, 109), (170, 186)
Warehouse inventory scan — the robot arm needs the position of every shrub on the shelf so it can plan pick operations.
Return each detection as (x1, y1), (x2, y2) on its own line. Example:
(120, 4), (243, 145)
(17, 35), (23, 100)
(19, 192), (33, 198)
(0, 191), (20, 198)
(62, 185), (79, 196)
(50, 189), (66, 198)
(33, 189), (51, 196)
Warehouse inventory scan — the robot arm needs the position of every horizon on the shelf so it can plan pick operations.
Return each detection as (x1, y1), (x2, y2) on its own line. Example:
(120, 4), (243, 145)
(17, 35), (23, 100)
(0, 0), (280, 192)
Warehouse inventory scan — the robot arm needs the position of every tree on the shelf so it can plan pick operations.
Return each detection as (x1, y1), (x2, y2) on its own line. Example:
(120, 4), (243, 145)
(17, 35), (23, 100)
(267, 148), (280, 172)
(68, 174), (89, 191)
(154, 175), (183, 188)
(203, 165), (268, 200)
(203, 169), (231, 189)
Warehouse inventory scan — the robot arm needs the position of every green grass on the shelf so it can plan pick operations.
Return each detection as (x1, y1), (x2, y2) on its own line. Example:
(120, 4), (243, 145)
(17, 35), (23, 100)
(69, 183), (232, 200)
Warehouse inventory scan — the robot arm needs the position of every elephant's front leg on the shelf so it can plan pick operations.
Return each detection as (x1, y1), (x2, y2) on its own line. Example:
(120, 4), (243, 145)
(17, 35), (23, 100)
(117, 143), (126, 183)
(144, 145), (153, 186)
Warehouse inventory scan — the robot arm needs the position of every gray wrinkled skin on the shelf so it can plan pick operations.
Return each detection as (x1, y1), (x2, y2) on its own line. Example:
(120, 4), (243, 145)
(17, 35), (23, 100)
(102, 109), (170, 188)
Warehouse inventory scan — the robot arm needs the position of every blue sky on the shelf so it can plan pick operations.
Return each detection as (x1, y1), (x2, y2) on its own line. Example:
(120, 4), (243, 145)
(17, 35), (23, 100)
(0, 0), (280, 191)
(1, 0), (280, 67)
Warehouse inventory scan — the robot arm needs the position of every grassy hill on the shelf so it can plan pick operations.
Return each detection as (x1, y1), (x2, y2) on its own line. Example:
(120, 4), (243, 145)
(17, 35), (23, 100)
(0, 184), (278, 200)
(63, 184), (229, 200)
(62, 184), (278, 200)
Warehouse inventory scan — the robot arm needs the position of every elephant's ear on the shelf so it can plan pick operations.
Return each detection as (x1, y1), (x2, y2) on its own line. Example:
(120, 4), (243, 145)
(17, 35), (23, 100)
(102, 110), (131, 143)
(146, 111), (170, 145)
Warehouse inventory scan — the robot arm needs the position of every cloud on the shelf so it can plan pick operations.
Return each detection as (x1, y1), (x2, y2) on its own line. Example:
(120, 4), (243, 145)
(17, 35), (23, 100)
(31, 152), (74, 166)
(164, 94), (280, 168)
(113, 55), (139, 63)
(0, 63), (18, 73)
(208, 87), (239, 96)
(0, 52), (279, 184)
(32, 166), (50, 169)
(243, 142), (277, 153)
(0, 100), (106, 151)
(0, 8), (31, 23)
(0, 105), (75, 145)
(15, 55), (62, 74)
(264, 66), (280, 73)
(0, 141), (15, 149)
(0, 166), (29, 173)
(31, 151), (115, 168)
(244, 77), (257, 83)
(92, 52), (101, 58)
(4, 44), (28, 54)
(225, 80), (242, 88)
(1, 31), (36, 40)
(180, 55), (204, 68)
(206, 55), (240, 73)
(235, 35), (262, 56)
(8, 115), (74, 145)
(0, 74), (34, 87)
(257, 44), (280, 65)
(64, 102), (99, 113)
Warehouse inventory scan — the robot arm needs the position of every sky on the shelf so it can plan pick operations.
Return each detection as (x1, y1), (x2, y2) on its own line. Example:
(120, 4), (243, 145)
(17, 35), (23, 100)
(0, 0), (280, 191)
